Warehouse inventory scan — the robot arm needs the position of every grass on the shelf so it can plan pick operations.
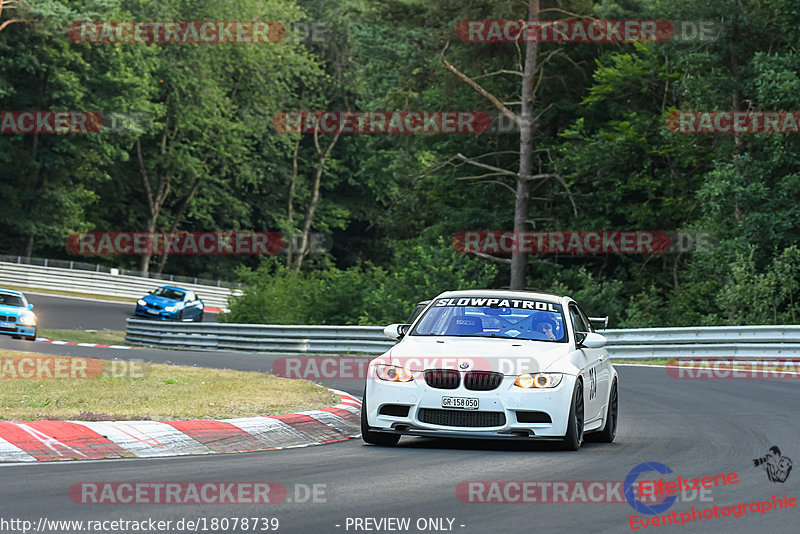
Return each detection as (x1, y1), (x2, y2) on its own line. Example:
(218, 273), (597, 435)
(39, 329), (127, 345)
(0, 349), (340, 420)
(1, 284), (136, 303)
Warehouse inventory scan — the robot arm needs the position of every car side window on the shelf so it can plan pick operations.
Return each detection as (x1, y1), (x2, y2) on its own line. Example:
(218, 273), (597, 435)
(576, 305), (594, 333)
(569, 305), (590, 344)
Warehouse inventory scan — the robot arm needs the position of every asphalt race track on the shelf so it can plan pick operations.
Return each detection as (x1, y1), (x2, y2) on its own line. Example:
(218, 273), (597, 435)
(20, 292), (219, 330)
(0, 296), (798, 533)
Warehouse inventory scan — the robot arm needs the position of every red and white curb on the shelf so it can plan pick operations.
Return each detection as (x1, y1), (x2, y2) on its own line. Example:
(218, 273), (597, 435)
(0, 389), (361, 463)
(37, 338), (136, 350)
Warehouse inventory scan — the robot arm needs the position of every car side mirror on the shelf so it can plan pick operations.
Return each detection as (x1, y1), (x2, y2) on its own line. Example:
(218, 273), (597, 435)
(384, 323), (410, 341)
(28, 303), (34, 310)
(579, 332), (607, 349)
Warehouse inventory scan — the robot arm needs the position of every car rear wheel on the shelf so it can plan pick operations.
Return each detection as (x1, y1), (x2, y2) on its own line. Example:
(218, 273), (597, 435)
(196, 311), (204, 322)
(11, 335), (21, 340)
(561, 379), (584, 451)
(361, 387), (400, 446)
(587, 379), (617, 443)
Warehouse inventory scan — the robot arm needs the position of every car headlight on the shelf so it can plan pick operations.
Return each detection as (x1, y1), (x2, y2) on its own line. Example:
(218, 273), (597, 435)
(375, 365), (414, 382)
(514, 373), (563, 389)
(19, 312), (37, 326)
(137, 299), (147, 306)
(164, 305), (178, 312)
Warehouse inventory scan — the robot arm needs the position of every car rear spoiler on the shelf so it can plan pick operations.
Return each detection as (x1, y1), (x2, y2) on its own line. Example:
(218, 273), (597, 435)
(589, 316), (609, 329)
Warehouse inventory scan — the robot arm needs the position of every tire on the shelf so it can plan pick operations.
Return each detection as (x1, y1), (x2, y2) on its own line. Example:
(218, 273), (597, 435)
(11, 335), (21, 340)
(561, 379), (584, 451)
(587, 379), (618, 443)
(361, 387), (400, 446)
(196, 311), (204, 322)
(176, 311), (184, 322)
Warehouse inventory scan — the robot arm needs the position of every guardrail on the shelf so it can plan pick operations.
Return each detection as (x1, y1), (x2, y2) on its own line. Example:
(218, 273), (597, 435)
(0, 261), (240, 311)
(125, 321), (800, 358)
(126, 319), (391, 354)
(0, 254), (242, 288)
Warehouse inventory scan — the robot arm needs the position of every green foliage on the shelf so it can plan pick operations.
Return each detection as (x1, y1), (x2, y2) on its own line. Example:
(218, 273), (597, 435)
(716, 247), (800, 325)
(225, 239), (497, 325)
(2, 0), (799, 328)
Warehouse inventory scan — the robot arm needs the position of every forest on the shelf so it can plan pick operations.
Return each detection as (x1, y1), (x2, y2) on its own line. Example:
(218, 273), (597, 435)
(1, 0), (799, 327)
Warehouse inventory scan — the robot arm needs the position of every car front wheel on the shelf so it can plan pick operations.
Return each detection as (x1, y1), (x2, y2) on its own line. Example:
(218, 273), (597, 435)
(361, 387), (400, 446)
(561, 379), (584, 451)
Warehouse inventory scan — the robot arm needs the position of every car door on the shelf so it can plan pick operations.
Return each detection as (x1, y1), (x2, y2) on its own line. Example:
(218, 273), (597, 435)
(184, 291), (200, 319)
(578, 304), (610, 421)
(569, 304), (603, 423)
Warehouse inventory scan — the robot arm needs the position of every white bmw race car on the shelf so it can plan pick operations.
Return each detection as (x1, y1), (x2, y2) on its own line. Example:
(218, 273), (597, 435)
(361, 290), (618, 450)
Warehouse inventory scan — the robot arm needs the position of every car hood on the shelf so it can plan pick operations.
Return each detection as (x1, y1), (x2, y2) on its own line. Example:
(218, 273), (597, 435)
(143, 295), (182, 307)
(0, 304), (27, 317)
(386, 335), (572, 375)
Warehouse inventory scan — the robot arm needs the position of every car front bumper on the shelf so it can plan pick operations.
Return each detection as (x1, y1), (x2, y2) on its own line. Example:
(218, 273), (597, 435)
(0, 322), (36, 337)
(364, 370), (576, 439)
(135, 305), (179, 320)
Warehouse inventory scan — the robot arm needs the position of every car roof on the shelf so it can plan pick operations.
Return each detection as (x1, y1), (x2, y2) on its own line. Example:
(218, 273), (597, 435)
(0, 289), (24, 296)
(433, 289), (567, 303)
(158, 285), (188, 292)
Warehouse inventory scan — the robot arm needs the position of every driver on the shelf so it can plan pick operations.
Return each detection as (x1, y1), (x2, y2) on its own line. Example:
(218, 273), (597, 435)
(530, 312), (558, 340)
(535, 319), (557, 340)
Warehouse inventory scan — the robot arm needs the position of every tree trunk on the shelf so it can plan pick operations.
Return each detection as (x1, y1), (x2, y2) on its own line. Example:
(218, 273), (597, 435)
(510, 0), (540, 290)
(285, 139), (300, 268)
(154, 176), (203, 275)
(136, 135), (171, 276)
(292, 128), (340, 273)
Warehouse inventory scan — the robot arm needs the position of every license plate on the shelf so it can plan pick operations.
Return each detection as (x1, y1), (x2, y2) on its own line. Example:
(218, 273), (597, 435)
(442, 396), (479, 410)
(0, 322), (12, 328)
(146, 309), (158, 315)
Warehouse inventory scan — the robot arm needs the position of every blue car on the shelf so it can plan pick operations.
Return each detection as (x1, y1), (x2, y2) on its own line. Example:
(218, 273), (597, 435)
(134, 286), (204, 322)
(0, 289), (37, 341)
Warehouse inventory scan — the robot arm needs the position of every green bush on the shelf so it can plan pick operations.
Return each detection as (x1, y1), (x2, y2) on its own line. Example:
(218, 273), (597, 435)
(224, 238), (498, 325)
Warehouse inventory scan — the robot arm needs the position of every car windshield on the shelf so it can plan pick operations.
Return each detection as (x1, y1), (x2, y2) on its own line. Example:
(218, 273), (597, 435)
(0, 293), (25, 307)
(411, 297), (567, 342)
(152, 288), (185, 300)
